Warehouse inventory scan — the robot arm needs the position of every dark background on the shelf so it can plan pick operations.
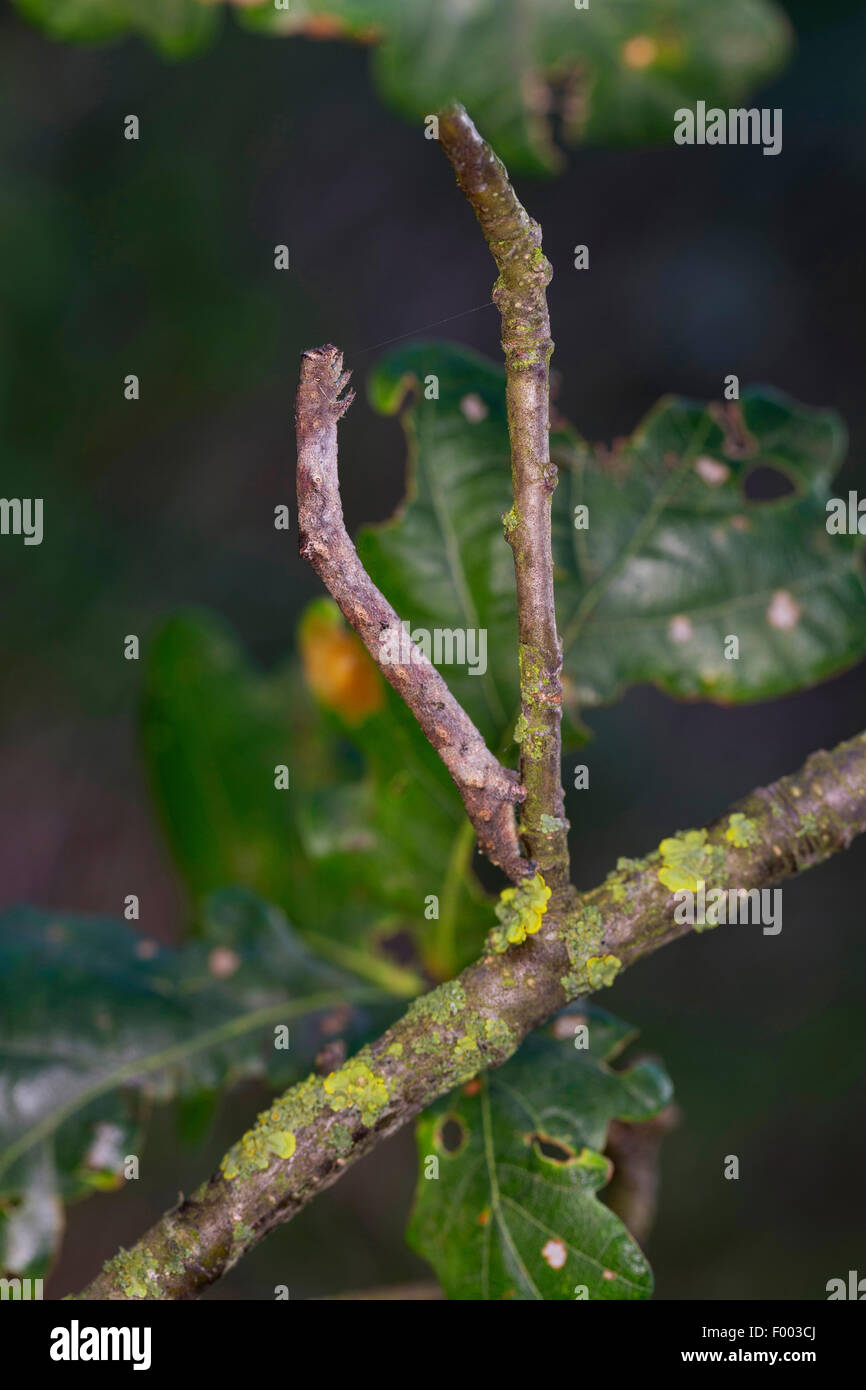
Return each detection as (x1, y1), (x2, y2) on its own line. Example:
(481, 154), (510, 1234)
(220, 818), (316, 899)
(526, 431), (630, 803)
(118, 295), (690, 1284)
(0, 0), (863, 1299)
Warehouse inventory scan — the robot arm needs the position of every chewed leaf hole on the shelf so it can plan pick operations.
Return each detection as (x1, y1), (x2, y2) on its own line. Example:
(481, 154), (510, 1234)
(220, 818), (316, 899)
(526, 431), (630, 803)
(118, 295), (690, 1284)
(530, 1131), (578, 1164)
(437, 1115), (468, 1156)
(741, 464), (797, 502)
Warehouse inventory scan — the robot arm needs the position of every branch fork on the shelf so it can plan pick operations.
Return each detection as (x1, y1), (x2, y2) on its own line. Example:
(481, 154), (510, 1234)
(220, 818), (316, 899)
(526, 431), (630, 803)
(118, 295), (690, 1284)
(72, 107), (866, 1301)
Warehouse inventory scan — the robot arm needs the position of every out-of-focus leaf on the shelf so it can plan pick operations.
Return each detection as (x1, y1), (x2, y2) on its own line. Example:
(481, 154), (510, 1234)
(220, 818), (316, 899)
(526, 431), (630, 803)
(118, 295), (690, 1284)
(12, 0), (219, 55)
(14, 0), (791, 173)
(407, 1004), (672, 1300)
(142, 610), (434, 988)
(300, 600), (493, 976)
(364, 342), (866, 725)
(239, 0), (792, 173)
(0, 889), (383, 1276)
(142, 611), (302, 912)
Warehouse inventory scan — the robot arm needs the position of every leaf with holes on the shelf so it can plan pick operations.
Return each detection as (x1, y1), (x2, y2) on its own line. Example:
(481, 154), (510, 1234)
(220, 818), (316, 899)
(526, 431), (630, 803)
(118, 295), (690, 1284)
(0, 890), (384, 1277)
(14, 2), (791, 172)
(555, 387), (866, 706)
(363, 342), (866, 730)
(239, 0), (791, 173)
(407, 1005), (673, 1300)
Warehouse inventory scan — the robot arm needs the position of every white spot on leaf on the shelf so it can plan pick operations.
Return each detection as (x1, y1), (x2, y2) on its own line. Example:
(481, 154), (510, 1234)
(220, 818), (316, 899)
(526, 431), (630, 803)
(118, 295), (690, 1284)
(668, 614), (694, 644)
(694, 456), (730, 486)
(208, 946), (241, 979)
(460, 393), (488, 422)
(767, 589), (800, 631)
(541, 1237), (567, 1270)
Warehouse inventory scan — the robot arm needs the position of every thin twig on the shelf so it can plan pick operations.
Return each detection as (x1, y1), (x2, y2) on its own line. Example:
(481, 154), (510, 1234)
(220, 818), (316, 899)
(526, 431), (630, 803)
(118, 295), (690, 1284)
(438, 104), (570, 888)
(295, 343), (528, 881)
(76, 730), (866, 1299)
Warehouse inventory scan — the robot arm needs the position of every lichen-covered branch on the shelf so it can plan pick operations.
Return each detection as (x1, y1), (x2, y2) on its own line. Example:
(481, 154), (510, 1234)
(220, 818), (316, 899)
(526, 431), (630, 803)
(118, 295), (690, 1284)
(76, 730), (866, 1299)
(296, 344), (527, 881)
(438, 105), (569, 887)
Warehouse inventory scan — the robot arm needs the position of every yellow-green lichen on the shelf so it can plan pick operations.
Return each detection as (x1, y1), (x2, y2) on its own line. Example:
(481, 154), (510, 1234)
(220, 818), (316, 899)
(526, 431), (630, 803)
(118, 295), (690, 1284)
(600, 852), (655, 907)
(407, 978), (467, 1027)
(386, 1042), (403, 1057)
(324, 1123), (354, 1157)
(483, 1016), (515, 1051)
(411, 1032), (443, 1057)
(657, 829), (725, 893)
(616, 856), (644, 874)
(222, 1122), (296, 1180)
(220, 1074), (324, 1181)
(454, 1033), (480, 1062)
(322, 1057), (390, 1126)
(99, 1246), (159, 1300)
(564, 902), (603, 954)
(489, 871), (551, 952)
(264, 1131), (296, 1159)
(725, 813), (760, 848)
(231, 1221), (256, 1255)
(560, 901), (615, 998)
(586, 955), (622, 989)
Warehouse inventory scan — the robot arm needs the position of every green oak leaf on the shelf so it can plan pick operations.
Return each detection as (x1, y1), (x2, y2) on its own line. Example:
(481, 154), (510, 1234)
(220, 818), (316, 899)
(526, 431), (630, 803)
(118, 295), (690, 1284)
(359, 346), (521, 747)
(239, 0), (791, 173)
(0, 889), (383, 1277)
(407, 1004), (673, 1300)
(14, 0), (791, 173)
(362, 342), (866, 732)
(555, 388), (866, 705)
(12, 0), (219, 55)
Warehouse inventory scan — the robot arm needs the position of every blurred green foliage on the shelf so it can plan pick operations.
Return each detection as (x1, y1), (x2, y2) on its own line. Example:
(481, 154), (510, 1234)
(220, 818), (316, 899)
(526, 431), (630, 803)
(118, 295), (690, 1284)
(15, 0), (792, 171)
